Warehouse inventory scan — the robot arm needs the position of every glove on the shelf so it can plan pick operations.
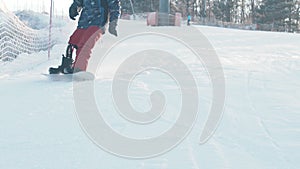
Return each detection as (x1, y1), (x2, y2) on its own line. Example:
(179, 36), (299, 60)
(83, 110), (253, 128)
(108, 20), (118, 37)
(69, 3), (79, 20)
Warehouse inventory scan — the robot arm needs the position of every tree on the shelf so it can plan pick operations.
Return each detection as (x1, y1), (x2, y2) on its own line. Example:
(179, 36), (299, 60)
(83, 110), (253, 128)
(121, 0), (159, 14)
(212, 0), (234, 22)
(120, 0), (299, 32)
(287, 0), (300, 32)
(250, 0), (257, 23)
(256, 0), (296, 31)
(295, 0), (300, 31)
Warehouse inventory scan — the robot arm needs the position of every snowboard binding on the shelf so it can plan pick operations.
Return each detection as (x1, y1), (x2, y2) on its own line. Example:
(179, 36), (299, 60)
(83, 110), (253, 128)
(49, 44), (77, 74)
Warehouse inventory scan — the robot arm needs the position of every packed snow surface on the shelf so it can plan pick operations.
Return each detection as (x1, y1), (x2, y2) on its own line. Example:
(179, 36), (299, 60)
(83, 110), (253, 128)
(0, 19), (299, 169)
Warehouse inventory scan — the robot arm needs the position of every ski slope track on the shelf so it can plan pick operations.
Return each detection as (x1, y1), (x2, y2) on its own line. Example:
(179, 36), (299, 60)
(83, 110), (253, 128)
(0, 20), (299, 169)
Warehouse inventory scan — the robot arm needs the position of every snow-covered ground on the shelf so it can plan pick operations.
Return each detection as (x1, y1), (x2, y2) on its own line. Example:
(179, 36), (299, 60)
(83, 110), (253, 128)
(0, 19), (299, 169)
(14, 10), (66, 30)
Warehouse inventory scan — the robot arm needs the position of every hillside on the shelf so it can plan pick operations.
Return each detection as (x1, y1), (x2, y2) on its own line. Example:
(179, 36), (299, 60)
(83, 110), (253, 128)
(0, 20), (299, 169)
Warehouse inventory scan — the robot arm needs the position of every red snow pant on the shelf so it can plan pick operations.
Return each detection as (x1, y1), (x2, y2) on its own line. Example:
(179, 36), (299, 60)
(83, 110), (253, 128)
(68, 26), (102, 71)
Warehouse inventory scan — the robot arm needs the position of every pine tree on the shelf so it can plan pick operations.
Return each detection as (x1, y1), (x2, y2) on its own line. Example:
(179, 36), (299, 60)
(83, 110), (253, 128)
(121, 0), (159, 14)
(256, 0), (291, 31)
(212, 0), (234, 22)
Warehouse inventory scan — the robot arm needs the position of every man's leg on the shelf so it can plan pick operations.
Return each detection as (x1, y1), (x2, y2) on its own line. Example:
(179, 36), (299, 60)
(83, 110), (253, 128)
(49, 28), (84, 74)
(69, 28), (85, 46)
(73, 26), (102, 71)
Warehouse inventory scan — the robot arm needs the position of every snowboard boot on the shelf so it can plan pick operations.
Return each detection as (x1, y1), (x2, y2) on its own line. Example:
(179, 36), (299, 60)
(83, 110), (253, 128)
(49, 44), (77, 74)
(49, 55), (73, 74)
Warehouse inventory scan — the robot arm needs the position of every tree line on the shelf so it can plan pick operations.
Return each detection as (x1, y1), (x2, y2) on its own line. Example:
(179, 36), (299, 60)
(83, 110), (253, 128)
(121, 0), (300, 32)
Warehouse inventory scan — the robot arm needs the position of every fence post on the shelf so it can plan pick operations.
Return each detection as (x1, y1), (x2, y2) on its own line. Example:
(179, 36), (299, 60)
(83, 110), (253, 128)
(48, 0), (53, 60)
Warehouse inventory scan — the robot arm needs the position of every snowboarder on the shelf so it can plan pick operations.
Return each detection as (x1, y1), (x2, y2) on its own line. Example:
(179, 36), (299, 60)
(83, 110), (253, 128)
(49, 0), (120, 74)
(187, 14), (191, 26)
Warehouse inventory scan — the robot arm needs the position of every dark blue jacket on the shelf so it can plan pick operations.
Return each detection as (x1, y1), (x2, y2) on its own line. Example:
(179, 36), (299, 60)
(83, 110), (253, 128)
(73, 0), (120, 29)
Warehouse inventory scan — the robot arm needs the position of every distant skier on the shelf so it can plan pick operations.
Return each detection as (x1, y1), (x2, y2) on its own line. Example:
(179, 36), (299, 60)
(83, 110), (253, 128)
(187, 14), (191, 26)
(49, 0), (120, 74)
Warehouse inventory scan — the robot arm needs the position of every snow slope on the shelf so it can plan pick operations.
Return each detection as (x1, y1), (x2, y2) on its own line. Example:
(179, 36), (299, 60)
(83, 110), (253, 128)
(14, 10), (65, 30)
(0, 20), (299, 169)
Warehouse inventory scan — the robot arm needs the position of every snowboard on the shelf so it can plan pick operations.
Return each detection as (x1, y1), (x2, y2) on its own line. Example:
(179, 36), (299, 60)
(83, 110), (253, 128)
(43, 71), (95, 82)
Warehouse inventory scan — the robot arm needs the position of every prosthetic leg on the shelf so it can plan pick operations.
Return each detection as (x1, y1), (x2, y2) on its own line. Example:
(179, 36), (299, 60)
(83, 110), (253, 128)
(49, 44), (77, 74)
